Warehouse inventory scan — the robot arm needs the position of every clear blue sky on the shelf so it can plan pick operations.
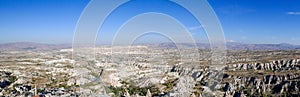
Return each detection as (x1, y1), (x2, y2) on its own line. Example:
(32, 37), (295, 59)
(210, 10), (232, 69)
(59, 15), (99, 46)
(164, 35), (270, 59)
(0, 0), (299, 44)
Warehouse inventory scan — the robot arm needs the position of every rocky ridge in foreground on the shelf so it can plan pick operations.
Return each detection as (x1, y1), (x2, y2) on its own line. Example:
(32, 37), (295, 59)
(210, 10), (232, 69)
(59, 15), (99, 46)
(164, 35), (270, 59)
(170, 59), (300, 97)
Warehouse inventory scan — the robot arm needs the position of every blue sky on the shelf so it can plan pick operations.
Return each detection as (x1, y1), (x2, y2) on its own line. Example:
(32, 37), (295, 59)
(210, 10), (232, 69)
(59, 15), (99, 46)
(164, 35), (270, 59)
(0, 0), (300, 44)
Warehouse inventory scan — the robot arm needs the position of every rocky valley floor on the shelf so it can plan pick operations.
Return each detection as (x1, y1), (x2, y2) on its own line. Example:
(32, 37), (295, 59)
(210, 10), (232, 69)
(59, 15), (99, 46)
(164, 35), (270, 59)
(0, 47), (299, 97)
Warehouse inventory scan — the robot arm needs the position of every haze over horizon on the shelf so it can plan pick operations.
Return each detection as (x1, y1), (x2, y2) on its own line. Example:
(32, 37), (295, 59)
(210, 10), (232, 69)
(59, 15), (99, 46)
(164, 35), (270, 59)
(0, 0), (299, 45)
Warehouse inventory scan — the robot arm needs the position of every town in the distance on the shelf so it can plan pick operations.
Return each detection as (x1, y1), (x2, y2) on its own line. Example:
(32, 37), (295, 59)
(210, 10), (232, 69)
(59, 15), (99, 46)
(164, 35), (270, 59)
(0, 42), (299, 97)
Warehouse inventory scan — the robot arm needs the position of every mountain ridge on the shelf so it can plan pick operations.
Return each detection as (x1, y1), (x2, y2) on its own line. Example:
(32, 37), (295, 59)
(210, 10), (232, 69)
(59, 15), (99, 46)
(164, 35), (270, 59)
(0, 42), (299, 51)
(0, 42), (71, 51)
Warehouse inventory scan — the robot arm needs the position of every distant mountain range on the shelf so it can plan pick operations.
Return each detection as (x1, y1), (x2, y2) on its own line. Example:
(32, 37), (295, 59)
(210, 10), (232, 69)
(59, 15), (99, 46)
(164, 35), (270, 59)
(225, 42), (300, 50)
(140, 42), (300, 50)
(0, 42), (299, 51)
(0, 42), (71, 51)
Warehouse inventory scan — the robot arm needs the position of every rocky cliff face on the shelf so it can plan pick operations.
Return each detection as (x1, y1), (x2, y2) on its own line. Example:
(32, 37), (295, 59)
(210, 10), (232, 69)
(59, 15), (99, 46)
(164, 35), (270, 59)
(170, 59), (300, 97)
(223, 59), (300, 97)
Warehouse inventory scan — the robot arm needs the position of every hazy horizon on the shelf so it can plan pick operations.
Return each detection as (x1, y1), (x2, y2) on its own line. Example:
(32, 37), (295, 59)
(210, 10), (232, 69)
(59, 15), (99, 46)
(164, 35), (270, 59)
(0, 41), (300, 46)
